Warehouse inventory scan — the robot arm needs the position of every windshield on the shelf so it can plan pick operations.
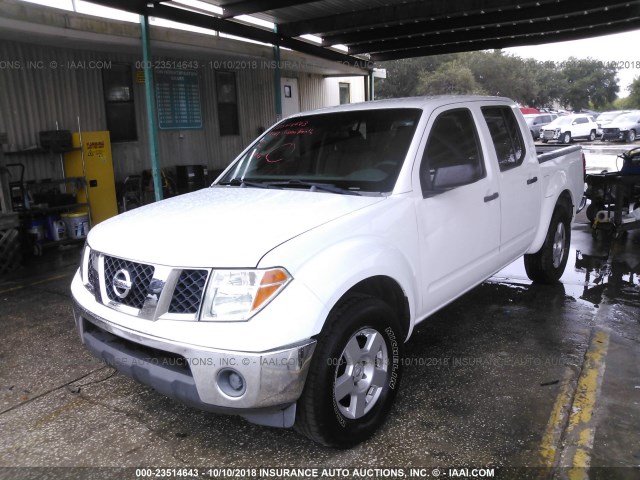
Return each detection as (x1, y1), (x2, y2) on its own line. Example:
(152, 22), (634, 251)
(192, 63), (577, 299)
(548, 116), (572, 127)
(218, 108), (422, 194)
(597, 112), (623, 122)
(613, 113), (640, 123)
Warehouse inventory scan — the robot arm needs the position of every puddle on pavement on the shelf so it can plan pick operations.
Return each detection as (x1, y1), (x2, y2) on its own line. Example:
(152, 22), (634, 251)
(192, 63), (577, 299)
(490, 227), (640, 308)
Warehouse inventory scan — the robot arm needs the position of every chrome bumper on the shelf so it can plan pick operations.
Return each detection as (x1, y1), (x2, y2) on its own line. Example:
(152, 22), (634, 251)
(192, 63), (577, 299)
(73, 300), (316, 427)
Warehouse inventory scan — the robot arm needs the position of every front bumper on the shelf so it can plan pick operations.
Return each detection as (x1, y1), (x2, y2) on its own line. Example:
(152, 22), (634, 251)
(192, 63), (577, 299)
(73, 300), (316, 427)
(542, 129), (561, 141)
(601, 130), (625, 141)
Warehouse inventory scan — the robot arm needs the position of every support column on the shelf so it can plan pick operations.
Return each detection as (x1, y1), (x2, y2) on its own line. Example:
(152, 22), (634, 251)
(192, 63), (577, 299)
(369, 71), (375, 101)
(364, 76), (369, 102)
(273, 25), (282, 122)
(140, 14), (163, 202)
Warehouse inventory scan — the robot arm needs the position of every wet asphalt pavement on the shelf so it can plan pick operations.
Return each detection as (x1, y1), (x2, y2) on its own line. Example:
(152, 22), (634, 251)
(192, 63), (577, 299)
(0, 147), (639, 479)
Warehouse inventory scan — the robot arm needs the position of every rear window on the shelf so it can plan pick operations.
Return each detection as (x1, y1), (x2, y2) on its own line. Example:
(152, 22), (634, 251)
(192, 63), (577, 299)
(220, 108), (422, 193)
(481, 106), (526, 171)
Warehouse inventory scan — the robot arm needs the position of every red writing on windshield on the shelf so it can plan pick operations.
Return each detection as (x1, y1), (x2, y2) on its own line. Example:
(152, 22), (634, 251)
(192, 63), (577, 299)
(265, 143), (296, 163)
(270, 128), (314, 136)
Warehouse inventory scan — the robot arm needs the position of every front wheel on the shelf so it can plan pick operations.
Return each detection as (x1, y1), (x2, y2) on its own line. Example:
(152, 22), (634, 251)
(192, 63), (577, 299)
(524, 205), (571, 283)
(627, 129), (636, 143)
(589, 130), (596, 142)
(295, 295), (403, 448)
(562, 132), (572, 144)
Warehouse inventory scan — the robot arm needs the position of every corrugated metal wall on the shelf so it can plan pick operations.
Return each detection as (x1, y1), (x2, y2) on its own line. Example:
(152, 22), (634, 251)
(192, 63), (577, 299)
(296, 73), (327, 112)
(0, 40), (328, 185)
(0, 42), (105, 182)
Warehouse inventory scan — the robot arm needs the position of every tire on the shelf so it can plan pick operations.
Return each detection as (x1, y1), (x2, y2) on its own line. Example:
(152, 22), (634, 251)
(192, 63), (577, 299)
(295, 295), (403, 448)
(589, 130), (596, 142)
(541, 138), (548, 144)
(524, 204), (571, 283)
(627, 130), (636, 143)
(562, 132), (572, 144)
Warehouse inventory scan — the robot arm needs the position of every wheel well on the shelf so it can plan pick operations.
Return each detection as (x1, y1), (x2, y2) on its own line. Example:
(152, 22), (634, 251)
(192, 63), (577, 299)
(557, 190), (573, 216)
(341, 276), (410, 340)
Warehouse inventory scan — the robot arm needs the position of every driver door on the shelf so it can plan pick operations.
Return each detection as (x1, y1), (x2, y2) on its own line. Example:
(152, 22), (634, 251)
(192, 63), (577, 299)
(415, 106), (501, 316)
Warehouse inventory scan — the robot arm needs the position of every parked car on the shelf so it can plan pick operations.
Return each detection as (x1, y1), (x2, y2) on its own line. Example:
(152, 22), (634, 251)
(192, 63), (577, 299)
(540, 114), (598, 143)
(520, 106), (540, 115)
(524, 113), (557, 140)
(601, 111), (640, 143)
(71, 96), (585, 448)
(596, 110), (630, 137)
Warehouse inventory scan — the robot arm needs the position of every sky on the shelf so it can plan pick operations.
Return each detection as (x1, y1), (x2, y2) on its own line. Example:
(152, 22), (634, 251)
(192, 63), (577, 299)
(505, 30), (640, 98)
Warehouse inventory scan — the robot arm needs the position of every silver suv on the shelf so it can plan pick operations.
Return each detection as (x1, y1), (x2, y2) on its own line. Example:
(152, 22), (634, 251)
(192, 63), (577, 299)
(524, 113), (557, 141)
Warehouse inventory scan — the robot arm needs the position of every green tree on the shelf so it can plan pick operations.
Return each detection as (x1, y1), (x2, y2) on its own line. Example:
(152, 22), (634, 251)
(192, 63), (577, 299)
(560, 57), (618, 110)
(465, 50), (526, 99)
(374, 52), (622, 110)
(617, 76), (640, 109)
(375, 55), (458, 98)
(530, 61), (567, 109)
(416, 61), (481, 95)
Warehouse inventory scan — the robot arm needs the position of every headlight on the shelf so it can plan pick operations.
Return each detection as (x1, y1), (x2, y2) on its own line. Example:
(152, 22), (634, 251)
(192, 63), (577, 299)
(200, 268), (291, 321)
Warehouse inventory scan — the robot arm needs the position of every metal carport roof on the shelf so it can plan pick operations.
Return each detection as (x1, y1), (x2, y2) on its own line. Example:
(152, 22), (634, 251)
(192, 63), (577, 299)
(86, 0), (640, 65)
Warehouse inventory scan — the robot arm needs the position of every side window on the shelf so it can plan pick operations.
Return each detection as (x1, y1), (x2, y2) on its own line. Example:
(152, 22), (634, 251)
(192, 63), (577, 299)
(577, 117), (587, 124)
(419, 108), (485, 193)
(481, 106), (525, 171)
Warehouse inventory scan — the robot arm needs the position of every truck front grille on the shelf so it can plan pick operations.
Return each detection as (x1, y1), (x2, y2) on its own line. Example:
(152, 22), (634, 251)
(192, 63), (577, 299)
(543, 130), (553, 139)
(603, 128), (619, 134)
(103, 255), (155, 309)
(169, 269), (208, 314)
(89, 251), (209, 320)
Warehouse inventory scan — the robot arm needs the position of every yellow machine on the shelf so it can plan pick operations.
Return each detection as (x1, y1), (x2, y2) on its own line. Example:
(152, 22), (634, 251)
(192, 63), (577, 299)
(64, 131), (118, 226)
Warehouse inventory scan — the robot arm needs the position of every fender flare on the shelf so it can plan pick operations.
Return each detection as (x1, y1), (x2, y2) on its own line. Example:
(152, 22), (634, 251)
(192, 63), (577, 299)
(286, 236), (419, 341)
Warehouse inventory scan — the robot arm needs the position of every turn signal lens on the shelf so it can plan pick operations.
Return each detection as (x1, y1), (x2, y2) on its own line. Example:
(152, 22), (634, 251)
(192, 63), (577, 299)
(252, 269), (290, 312)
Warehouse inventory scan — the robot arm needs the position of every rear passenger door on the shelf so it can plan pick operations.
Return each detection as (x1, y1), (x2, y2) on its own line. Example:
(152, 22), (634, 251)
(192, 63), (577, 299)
(574, 117), (589, 137)
(481, 105), (541, 260)
(415, 106), (500, 315)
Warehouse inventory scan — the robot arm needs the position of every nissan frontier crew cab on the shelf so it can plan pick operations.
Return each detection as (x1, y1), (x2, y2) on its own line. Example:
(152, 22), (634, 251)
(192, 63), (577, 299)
(72, 96), (585, 448)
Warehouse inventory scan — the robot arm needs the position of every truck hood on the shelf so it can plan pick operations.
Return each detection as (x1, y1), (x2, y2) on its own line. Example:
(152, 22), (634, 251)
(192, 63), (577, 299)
(607, 120), (638, 129)
(88, 187), (384, 267)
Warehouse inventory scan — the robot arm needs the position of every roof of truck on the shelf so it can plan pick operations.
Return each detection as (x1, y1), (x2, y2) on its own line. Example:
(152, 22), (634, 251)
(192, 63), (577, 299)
(294, 95), (516, 117)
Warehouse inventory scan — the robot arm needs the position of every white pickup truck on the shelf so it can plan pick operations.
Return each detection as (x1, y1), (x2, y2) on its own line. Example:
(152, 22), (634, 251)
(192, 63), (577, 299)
(71, 96), (585, 448)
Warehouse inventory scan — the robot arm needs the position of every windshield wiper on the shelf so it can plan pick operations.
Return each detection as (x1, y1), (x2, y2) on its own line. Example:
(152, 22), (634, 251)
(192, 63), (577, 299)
(217, 178), (276, 189)
(267, 180), (361, 196)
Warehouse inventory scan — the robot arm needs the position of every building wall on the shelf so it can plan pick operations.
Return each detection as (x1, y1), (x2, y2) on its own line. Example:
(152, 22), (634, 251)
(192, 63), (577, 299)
(0, 39), (332, 184)
(324, 77), (366, 106)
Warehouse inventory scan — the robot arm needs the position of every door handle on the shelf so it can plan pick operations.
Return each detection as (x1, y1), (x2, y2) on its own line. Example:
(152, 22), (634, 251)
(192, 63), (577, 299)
(484, 192), (499, 203)
(527, 176), (538, 185)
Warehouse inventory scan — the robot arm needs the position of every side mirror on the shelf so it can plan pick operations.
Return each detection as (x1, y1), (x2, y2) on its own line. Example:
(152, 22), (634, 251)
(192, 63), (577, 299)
(423, 164), (479, 198)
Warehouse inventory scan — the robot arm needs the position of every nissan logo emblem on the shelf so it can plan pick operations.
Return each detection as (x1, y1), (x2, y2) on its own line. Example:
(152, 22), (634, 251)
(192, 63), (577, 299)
(112, 269), (133, 299)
